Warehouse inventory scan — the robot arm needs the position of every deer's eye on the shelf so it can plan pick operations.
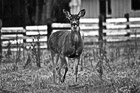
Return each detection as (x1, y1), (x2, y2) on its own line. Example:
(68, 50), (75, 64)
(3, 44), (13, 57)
(68, 17), (72, 20)
(77, 16), (80, 20)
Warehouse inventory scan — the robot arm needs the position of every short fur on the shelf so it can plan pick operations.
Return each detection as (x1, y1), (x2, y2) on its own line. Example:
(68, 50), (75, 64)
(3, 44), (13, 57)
(48, 31), (83, 58)
(48, 9), (86, 83)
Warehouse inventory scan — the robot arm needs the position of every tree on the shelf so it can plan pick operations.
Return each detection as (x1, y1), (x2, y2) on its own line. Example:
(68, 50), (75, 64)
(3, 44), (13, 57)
(25, 0), (71, 25)
(0, 19), (2, 63)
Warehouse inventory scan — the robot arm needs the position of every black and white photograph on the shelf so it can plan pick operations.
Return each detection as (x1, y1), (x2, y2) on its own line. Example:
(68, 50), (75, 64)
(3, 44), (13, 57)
(0, 0), (140, 93)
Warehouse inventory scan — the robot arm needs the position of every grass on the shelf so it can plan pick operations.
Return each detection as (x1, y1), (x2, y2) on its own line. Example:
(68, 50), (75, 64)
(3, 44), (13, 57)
(0, 41), (140, 93)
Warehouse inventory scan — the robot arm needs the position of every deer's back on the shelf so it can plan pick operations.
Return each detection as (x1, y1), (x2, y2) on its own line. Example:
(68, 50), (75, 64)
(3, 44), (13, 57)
(48, 31), (83, 58)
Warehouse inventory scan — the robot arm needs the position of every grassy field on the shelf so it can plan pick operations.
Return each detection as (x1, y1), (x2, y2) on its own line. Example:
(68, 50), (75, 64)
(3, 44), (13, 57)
(0, 41), (140, 93)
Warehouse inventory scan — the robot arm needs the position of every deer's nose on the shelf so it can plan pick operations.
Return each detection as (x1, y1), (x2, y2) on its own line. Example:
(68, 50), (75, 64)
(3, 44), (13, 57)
(72, 22), (78, 26)
(72, 24), (78, 28)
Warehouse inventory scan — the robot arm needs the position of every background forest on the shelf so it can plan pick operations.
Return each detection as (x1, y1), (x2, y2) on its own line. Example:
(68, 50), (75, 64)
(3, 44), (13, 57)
(0, 0), (71, 26)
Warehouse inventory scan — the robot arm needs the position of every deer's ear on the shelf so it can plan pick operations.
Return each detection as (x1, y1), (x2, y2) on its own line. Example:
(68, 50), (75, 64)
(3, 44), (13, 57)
(78, 9), (86, 17)
(63, 9), (71, 19)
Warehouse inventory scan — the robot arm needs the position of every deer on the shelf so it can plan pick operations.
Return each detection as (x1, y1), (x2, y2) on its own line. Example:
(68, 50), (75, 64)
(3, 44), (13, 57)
(48, 9), (86, 83)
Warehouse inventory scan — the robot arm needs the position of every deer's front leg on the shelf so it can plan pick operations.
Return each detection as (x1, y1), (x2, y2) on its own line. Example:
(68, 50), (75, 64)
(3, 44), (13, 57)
(51, 51), (60, 83)
(59, 56), (68, 83)
(50, 51), (56, 83)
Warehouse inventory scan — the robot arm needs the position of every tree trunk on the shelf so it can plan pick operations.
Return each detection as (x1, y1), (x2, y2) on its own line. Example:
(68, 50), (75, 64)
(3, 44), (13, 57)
(46, 0), (53, 20)
(41, 1), (47, 24)
(41, 0), (54, 24)
(0, 19), (2, 64)
(35, 0), (39, 24)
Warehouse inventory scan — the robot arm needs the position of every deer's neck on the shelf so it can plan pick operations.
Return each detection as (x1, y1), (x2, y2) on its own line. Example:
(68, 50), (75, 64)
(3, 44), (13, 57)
(70, 26), (82, 45)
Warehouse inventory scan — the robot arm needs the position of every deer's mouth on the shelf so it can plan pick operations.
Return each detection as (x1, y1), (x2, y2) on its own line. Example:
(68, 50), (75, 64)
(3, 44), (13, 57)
(71, 22), (79, 26)
(71, 26), (80, 31)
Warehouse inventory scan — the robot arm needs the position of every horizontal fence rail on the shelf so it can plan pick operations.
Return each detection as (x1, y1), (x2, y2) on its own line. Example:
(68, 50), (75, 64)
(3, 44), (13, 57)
(1, 17), (140, 51)
(25, 25), (48, 49)
(1, 27), (25, 51)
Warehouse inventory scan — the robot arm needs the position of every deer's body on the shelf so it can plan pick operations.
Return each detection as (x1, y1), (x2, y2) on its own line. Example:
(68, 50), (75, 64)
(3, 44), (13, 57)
(49, 30), (83, 58)
(48, 9), (85, 83)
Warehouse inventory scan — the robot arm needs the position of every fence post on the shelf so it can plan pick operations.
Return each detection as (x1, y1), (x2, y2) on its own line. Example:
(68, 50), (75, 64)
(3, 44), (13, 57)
(0, 19), (2, 62)
(47, 19), (52, 40)
(124, 13), (130, 29)
(23, 26), (26, 43)
(36, 33), (41, 67)
(97, 14), (104, 80)
(103, 15), (106, 29)
(98, 15), (104, 51)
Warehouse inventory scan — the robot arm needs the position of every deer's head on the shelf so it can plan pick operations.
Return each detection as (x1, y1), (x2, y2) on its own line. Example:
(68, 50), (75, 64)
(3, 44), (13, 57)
(63, 9), (86, 32)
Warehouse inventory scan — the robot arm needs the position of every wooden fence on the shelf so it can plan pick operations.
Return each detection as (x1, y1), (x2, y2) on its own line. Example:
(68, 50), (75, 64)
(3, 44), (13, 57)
(1, 27), (25, 51)
(1, 16), (140, 51)
(25, 25), (48, 49)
